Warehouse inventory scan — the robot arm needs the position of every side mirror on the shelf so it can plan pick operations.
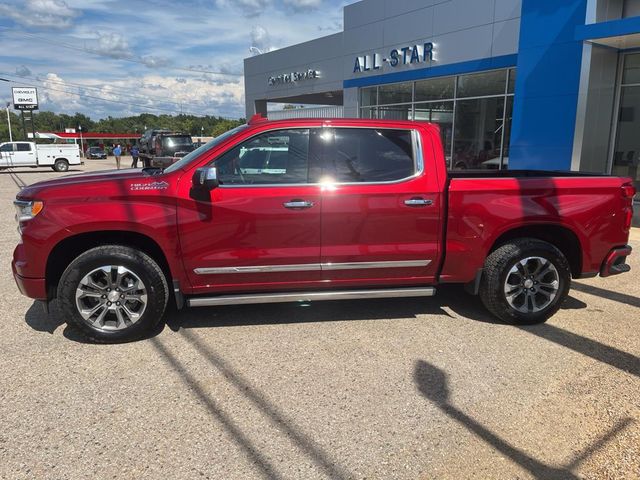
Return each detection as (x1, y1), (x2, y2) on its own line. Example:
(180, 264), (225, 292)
(192, 166), (219, 191)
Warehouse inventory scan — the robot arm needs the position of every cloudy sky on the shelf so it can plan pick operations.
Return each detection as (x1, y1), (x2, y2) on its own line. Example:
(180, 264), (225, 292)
(0, 0), (351, 119)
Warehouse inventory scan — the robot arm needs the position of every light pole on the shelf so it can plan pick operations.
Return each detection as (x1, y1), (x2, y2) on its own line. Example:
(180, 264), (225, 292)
(78, 125), (84, 158)
(201, 125), (204, 142)
(5, 102), (12, 142)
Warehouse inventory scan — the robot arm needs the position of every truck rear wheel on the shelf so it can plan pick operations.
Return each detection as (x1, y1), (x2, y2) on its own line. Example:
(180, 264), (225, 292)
(53, 159), (69, 172)
(479, 239), (571, 325)
(57, 245), (169, 343)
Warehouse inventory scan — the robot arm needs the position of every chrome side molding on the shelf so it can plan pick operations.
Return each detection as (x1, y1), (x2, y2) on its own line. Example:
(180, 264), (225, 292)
(194, 259), (431, 275)
(194, 264), (321, 275)
(322, 260), (430, 271)
(187, 286), (436, 307)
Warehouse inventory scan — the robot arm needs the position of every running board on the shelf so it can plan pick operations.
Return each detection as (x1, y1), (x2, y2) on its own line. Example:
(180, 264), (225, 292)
(187, 287), (436, 307)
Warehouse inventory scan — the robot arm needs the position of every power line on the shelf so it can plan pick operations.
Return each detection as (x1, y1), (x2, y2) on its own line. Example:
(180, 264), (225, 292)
(0, 27), (244, 76)
(0, 70), (199, 109)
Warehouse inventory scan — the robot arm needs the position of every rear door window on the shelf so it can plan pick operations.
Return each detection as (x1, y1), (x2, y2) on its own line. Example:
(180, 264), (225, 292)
(16, 143), (32, 152)
(323, 128), (415, 183)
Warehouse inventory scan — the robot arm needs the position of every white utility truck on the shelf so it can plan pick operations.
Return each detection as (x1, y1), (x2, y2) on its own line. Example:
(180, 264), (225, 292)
(0, 142), (81, 172)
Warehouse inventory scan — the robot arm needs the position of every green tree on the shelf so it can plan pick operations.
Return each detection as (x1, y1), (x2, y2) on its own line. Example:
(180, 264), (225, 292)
(1, 110), (244, 142)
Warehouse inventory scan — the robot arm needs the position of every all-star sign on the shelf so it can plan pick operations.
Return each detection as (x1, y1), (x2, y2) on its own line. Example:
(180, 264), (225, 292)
(353, 42), (435, 73)
(12, 87), (39, 110)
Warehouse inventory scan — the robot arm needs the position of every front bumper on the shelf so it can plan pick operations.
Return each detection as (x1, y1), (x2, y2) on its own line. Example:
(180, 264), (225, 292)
(600, 245), (632, 278)
(12, 246), (47, 299)
(12, 268), (47, 300)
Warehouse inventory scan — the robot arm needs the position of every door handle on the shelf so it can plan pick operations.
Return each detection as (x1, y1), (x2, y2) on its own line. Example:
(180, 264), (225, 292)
(404, 198), (433, 207)
(283, 200), (315, 209)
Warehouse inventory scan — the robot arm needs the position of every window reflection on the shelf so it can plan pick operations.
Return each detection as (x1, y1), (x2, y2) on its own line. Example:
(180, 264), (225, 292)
(613, 84), (640, 190)
(378, 105), (411, 120)
(379, 82), (412, 104)
(415, 77), (455, 102)
(413, 102), (453, 163)
(457, 70), (507, 98)
(453, 97), (505, 170)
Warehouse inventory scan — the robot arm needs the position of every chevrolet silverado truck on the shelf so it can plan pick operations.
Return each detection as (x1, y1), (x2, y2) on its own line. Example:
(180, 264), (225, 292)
(12, 116), (635, 342)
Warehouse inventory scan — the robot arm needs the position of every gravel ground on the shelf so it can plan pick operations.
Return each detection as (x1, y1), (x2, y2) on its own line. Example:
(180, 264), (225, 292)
(0, 160), (638, 480)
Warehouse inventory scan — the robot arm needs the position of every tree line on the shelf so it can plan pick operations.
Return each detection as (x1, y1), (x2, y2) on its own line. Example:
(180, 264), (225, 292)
(0, 111), (245, 143)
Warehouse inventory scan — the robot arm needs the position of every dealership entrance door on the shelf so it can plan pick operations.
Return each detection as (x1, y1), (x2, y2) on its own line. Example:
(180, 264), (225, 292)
(612, 53), (640, 191)
(612, 53), (640, 226)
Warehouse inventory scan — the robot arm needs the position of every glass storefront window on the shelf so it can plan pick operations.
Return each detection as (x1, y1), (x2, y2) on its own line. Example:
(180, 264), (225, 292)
(360, 87), (377, 107)
(379, 82), (412, 104)
(502, 97), (514, 169)
(360, 107), (377, 119)
(613, 84), (640, 190)
(622, 53), (640, 85)
(457, 70), (507, 98)
(508, 69), (516, 94)
(413, 102), (454, 161)
(415, 77), (455, 102)
(359, 67), (514, 170)
(378, 104), (411, 120)
(453, 97), (505, 170)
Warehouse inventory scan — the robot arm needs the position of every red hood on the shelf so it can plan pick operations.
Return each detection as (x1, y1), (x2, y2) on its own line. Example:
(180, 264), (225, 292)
(17, 169), (162, 199)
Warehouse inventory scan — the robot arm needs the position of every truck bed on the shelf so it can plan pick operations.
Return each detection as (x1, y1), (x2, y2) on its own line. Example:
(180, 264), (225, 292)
(441, 172), (633, 284)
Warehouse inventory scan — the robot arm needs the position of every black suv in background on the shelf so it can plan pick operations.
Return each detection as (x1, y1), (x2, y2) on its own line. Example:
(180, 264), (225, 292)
(139, 129), (194, 168)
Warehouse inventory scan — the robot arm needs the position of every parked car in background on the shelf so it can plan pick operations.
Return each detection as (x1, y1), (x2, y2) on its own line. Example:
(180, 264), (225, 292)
(11, 116), (635, 342)
(0, 142), (81, 172)
(86, 146), (107, 159)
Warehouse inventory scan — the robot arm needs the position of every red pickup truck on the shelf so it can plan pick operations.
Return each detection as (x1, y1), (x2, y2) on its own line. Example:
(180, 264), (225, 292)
(12, 117), (635, 342)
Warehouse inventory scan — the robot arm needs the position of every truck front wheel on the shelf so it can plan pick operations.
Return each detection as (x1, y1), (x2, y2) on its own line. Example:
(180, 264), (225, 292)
(57, 245), (169, 343)
(479, 239), (571, 325)
(53, 159), (69, 172)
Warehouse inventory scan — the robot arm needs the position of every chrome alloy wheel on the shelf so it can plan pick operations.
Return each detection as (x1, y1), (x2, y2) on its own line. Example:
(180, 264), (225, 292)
(503, 257), (560, 314)
(75, 266), (148, 331)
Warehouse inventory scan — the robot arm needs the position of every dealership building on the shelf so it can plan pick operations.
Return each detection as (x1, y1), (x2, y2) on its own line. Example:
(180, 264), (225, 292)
(244, 0), (640, 191)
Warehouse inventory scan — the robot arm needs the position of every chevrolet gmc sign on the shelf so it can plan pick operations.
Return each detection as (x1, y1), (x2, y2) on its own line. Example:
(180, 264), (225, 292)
(12, 87), (39, 110)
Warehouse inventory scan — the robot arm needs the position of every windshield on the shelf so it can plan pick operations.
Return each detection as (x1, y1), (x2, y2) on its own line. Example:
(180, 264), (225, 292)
(163, 136), (192, 147)
(164, 125), (248, 174)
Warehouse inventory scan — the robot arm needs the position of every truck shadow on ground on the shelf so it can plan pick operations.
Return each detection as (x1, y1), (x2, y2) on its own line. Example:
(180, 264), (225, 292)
(414, 360), (635, 479)
(24, 284), (639, 378)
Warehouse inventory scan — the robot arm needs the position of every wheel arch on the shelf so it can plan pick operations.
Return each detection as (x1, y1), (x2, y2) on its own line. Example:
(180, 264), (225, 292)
(489, 224), (583, 278)
(46, 230), (173, 299)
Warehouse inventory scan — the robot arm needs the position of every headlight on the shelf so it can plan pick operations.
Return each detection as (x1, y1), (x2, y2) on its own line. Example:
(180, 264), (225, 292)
(14, 200), (44, 222)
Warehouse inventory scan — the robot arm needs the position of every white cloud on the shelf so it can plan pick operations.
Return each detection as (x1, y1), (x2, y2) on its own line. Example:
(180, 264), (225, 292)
(215, 0), (270, 18)
(29, 71), (245, 119)
(283, 0), (322, 12)
(0, 0), (79, 29)
(250, 25), (272, 55)
(140, 55), (171, 68)
(88, 32), (132, 59)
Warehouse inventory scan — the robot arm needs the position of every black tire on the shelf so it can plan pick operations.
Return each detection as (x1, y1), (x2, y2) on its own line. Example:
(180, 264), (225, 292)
(479, 238), (571, 325)
(57, 245), (169, 343)
(53, 158), (69, 172)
